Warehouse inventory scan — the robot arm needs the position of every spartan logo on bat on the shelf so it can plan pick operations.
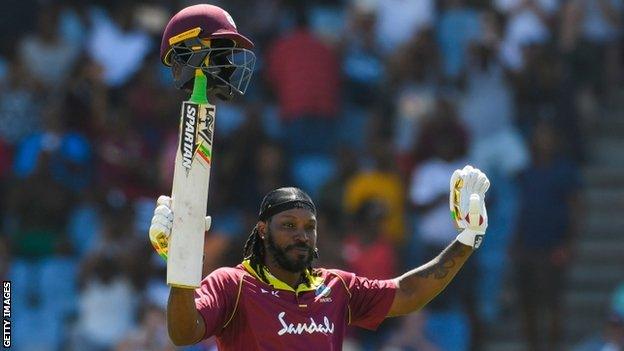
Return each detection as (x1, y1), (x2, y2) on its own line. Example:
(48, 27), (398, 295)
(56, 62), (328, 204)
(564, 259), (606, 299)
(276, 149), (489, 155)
(181, 102), (199, 170)
(199, 106), (214, 146)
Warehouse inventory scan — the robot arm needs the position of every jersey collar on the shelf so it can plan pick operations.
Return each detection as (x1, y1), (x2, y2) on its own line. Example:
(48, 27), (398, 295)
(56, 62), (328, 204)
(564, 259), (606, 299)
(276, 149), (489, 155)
(242, 259), (324, 293)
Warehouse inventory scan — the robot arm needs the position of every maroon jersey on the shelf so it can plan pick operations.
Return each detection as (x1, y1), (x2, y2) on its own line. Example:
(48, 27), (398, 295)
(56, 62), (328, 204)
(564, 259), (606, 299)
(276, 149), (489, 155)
(194, 260), (397, 350)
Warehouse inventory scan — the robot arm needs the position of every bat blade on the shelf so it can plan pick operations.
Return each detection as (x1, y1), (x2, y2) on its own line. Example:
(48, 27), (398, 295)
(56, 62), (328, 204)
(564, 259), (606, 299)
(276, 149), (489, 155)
(167, 100), (215, 288)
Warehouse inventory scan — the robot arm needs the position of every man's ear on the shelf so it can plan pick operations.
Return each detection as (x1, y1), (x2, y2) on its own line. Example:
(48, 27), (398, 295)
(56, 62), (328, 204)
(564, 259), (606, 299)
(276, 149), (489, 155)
(256, 221), (266, 239)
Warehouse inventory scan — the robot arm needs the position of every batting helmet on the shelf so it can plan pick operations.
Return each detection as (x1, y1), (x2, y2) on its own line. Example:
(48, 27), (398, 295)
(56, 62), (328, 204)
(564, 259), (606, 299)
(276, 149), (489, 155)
(160, 4), (255, 100)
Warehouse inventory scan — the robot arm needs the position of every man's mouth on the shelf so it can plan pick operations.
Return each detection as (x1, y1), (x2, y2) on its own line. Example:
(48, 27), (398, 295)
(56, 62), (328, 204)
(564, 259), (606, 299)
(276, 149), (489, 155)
(289, 246), (310, 255)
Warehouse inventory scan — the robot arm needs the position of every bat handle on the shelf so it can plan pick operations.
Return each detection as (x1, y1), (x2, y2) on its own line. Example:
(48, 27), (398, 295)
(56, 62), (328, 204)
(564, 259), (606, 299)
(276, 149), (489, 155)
(191, 69), (208, 104)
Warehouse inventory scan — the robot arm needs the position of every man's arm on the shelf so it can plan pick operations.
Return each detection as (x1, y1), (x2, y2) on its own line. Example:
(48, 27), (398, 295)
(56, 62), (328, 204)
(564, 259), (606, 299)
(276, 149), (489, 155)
(167, 287), (206, 345)
(388, 165), (489, 316)
(387, 241), (473, 316)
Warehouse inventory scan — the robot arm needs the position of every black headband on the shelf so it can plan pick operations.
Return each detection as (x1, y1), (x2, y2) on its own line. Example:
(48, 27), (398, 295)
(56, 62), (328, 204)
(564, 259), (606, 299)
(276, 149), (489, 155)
(258, 187), (316, 221)
(259, 200), (316, 221)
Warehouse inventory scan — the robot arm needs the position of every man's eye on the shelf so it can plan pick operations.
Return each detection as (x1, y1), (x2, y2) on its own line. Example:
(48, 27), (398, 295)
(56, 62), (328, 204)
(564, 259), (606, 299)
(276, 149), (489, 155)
(283, 222), (295, 228)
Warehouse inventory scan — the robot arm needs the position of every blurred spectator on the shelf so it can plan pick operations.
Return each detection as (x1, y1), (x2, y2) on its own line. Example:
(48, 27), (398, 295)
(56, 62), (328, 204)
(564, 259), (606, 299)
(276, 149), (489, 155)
(115, 302), (175, 351)
(72, 252), (138, 351)
(342, 3), (385, 106)
(86, 3), (151, 88)
(495, 0), (559, 71)
(573, 313), (624, 351)
(574, 283), (624, 350)
(67, 189), (104, 258)
(409, 103), (481, 351)
(561, 0), (623, 105)
(7, 151), (73, 259)
(436, 0), (480, 81)
(389, 29), (441, 163)
(18, 3), (81, 88)
(0, 56), (42, 145)
(265, 6), (340, 155)
(95, 106), (153, 200)
(318, 146), (359, 229)
(375, 0), (435, 52)
(125, 63), (180, 149)
(308, 0), (346, 45)
(615, 283), (624, 317)
(512, 119), (583, 351)
(338, 3), (385, 151)
(459, 19), (529, 177)
(344, 137), (406, 244)
(64, 55), (109, 136)
(342, 200), (398, 280)
(10, 256), (79, 351)
(382, 312), (442, 351)
(233, 0), (282, 49)
(458, 20), (530, 323)
(343, 200), (399, 351)
(13, 100), (92, 192)
(253, 140), (293, 202)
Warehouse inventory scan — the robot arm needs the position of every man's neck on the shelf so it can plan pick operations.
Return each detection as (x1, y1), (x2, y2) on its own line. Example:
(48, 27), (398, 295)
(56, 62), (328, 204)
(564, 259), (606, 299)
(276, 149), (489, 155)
(264, 259), (303, 289)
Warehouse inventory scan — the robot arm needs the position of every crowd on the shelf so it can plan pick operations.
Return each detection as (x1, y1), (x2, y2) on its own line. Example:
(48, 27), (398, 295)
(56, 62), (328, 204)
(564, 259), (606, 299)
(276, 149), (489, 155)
(0, 0), (622, 351)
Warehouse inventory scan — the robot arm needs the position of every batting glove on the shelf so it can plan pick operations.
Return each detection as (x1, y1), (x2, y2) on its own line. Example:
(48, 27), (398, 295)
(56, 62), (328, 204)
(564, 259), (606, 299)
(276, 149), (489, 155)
(449, 165), (490, 249)
(149, 195), (212, 261)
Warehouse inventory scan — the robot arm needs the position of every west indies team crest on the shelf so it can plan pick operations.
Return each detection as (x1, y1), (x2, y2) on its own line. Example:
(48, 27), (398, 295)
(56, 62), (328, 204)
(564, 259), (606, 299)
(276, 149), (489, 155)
(314, 284), (332, 303)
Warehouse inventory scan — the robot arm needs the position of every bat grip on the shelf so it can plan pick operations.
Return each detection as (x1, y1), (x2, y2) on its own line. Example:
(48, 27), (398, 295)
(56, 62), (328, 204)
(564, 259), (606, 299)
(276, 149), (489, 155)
(191, 69), (208, 104)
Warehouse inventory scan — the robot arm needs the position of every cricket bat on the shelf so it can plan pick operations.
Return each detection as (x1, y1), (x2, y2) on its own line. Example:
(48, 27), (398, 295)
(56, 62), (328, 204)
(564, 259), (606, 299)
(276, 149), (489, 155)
(167, 69), (215, 288)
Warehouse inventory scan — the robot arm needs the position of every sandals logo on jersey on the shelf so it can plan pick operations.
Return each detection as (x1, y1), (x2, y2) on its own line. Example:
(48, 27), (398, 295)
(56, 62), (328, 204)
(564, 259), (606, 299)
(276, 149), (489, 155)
(314, 284), (332, 303)
(277, 312), (334, 336)
(180, 102), (199, 171)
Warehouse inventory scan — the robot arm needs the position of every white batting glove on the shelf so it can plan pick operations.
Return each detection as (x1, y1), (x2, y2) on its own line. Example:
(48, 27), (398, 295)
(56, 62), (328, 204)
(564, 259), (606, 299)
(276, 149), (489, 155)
(449, 165), (490, 249)
(148, 195), (212, 261)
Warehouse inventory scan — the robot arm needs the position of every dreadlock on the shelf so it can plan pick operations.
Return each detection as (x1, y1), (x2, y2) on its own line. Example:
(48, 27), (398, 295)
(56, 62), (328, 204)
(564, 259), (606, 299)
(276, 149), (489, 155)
(243, 225), (269, 283)
(242, 220), (319, 287)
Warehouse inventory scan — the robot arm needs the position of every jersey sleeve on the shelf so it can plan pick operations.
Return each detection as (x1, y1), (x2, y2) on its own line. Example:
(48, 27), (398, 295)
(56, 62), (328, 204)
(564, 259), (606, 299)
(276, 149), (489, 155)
(332, 269), (398, 330)
(194, 267), (243, 339)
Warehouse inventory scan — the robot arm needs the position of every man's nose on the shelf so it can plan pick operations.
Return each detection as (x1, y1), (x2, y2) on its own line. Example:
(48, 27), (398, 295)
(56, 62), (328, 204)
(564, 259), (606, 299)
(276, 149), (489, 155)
(294, 229), (310, 243)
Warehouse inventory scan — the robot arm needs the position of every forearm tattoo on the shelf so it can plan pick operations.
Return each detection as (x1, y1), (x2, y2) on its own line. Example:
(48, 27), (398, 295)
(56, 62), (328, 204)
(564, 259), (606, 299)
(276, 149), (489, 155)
(415, 241), (470, 280)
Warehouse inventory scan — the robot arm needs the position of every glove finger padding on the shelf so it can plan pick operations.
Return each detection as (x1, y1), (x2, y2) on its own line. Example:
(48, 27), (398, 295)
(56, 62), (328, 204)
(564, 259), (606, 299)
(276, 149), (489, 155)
(450, 166), (490, 248)
(150, 197), (174, 261)
(148, 195), (213, 261)
(157, 195), (172, 207)
(467, 194), (486, 233)
(450, 169), (465, 230)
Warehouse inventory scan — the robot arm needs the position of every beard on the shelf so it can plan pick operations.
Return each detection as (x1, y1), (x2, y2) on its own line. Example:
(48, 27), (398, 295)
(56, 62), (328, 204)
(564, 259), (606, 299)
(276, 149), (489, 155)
(265, 229), (314, 273)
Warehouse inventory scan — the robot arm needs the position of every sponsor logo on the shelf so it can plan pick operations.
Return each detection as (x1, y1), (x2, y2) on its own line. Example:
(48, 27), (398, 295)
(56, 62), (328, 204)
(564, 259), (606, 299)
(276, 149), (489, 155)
(180, 103), (198, 170)
(3, 281), (11, 348)
(260, 288), (279, 297)
(198, 106), (214, 147)
(196, 106), (214, 165)
(168, 27), (202, 46)
(181, 104), (214, 169)
(277, 312), (334, 336)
